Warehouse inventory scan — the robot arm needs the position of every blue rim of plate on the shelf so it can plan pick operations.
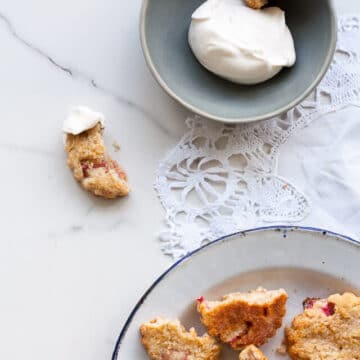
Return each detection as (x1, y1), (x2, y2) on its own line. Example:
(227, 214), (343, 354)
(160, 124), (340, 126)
(111, 225), (359, 359)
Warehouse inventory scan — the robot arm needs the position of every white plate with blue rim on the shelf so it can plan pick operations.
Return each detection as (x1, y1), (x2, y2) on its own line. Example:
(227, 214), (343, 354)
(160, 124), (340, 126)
(112, 226), (360, 359)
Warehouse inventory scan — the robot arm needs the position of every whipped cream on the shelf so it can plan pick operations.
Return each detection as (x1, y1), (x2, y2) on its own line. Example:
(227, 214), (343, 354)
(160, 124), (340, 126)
(188, 0), (296, 85)
(63, 106), (105, 135)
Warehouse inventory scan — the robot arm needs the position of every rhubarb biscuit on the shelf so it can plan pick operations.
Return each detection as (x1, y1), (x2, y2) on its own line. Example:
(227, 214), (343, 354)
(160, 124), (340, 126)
(140, 318), (221, 360)
(64, 106), (130, 199)
(239, 345), (268, 360)
(286, 292), (360, 360)
(197, 288), (288, 350)
(245, 0), (268, 9)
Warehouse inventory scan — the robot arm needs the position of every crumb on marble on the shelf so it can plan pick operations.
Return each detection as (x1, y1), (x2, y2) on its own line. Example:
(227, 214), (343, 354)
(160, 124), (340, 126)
(112, 141), (121, 152)
(276, 342), (287, 356)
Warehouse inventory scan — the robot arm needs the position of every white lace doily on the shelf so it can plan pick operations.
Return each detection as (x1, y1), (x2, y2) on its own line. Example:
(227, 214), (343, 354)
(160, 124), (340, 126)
(155, 16), (360, 259)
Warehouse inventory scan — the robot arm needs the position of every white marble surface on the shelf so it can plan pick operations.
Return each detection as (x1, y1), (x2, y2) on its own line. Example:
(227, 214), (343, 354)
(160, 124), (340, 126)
(0, 1), (358, 359)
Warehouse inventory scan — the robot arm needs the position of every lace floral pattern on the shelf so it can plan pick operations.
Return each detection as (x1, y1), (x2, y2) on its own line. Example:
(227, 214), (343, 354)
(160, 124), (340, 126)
(155, 16), (360, 259)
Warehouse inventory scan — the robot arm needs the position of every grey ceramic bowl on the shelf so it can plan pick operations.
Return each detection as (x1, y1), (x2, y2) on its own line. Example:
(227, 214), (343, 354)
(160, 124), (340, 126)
(140, 0), (337, 123)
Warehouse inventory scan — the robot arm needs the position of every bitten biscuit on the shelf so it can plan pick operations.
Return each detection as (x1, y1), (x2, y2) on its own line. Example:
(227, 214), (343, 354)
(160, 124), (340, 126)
(140, 318), (221, 360)
(239, 345), (268, 360)
(65, 123), (130, 199)
(245, 0), (268, 9)
(286, 292), (360, 360)
(197, 288), (288, 350)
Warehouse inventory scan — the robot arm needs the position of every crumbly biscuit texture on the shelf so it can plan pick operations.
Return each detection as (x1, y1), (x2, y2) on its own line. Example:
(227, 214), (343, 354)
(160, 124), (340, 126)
(239, 345), (268, 360)
(140, 318), (221, 360)
(197, 288), (288, 350)
(245, 0), (268, 9)
(65, 123), (130, 199)
(286, 292), (360, 360)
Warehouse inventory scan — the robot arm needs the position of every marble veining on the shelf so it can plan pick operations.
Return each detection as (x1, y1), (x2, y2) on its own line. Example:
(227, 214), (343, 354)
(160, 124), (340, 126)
(0, 12), (73, 75)
(0, 10), (173, 137)
(0, 1), (356, 360)
(0, 142), (58, 157)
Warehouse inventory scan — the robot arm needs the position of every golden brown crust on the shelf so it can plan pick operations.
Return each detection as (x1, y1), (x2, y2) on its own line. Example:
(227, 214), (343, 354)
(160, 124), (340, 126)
(245, 0), (268, 9)
(239, 345), (268, 360)
(65, 123), (130, 199)
(197, 288), (288, 350)
(286, 292), (360, 359)
(140, 318), (221, 360)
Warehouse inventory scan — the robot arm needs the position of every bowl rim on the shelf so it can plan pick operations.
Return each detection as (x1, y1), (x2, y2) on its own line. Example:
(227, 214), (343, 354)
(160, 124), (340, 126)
(139, 0), (337, 124)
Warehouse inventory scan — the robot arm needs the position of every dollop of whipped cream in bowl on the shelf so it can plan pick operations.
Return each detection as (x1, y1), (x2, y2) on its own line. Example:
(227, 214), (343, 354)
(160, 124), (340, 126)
(188, 0), (296, 85)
